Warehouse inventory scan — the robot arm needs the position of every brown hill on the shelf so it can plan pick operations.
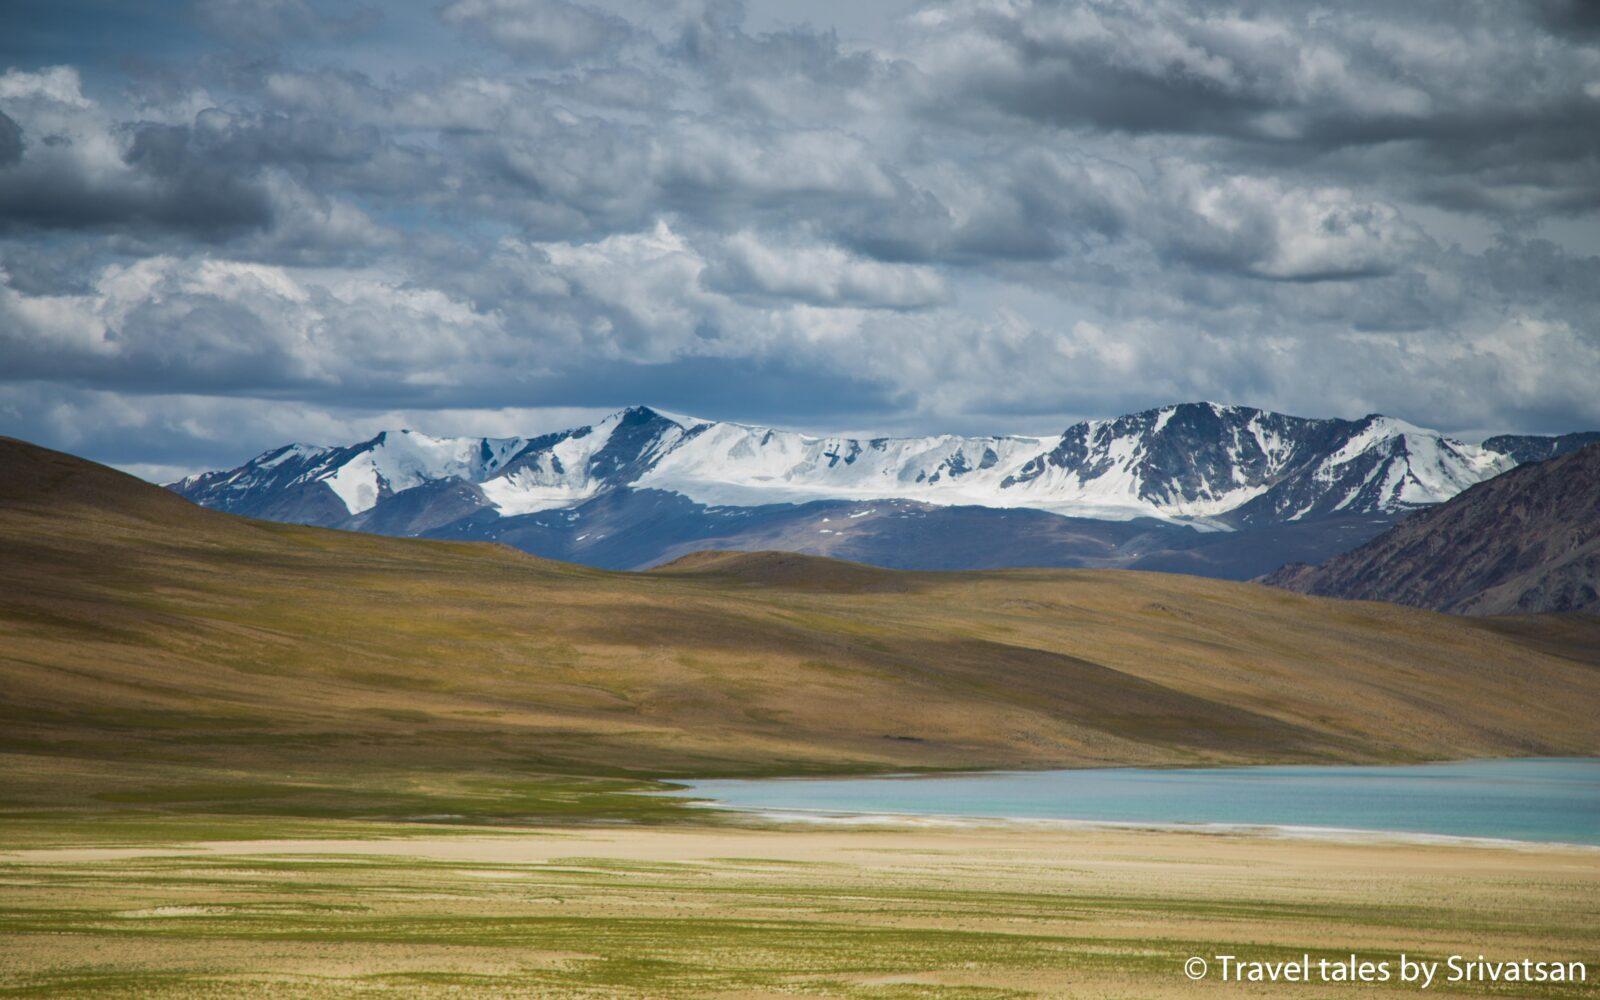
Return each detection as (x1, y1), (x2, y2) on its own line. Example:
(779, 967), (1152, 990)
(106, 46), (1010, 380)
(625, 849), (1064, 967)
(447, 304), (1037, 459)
(0, 435), (200, 517)
(1265, 443), (1600, 615)
(650, 549), (919, 592)
(2, 436), (1599, 795)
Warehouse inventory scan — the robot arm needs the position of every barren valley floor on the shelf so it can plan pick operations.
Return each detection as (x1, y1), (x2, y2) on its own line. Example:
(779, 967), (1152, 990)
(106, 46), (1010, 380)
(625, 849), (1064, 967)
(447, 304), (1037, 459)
(3, 812), (1598, 998)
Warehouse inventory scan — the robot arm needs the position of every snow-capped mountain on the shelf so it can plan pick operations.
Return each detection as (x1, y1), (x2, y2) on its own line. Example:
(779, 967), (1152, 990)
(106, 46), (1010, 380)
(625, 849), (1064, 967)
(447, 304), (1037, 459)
(169, 401), (1589, 575)
(172, 402), (1521, 530)
(170, 432), (532, 526)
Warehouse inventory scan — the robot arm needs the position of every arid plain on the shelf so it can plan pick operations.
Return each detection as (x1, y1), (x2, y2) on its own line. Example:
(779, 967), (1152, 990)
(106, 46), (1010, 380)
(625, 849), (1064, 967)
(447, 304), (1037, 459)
(4, 818), (1598, 998)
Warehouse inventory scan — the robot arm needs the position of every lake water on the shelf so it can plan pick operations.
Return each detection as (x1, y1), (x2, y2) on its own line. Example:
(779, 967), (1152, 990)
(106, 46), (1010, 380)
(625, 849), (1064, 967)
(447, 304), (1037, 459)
(676, 759), (1600, 845)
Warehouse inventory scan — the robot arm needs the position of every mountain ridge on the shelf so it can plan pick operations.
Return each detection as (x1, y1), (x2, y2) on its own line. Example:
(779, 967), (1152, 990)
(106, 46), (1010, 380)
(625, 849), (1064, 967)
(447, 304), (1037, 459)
(172, 401), (1548, 522)
(166, 402), (1590, 575)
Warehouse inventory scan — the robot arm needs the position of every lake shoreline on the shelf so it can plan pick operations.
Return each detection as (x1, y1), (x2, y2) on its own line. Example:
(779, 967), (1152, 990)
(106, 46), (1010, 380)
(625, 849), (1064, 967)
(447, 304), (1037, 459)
(669, 758), (1600, 848)
(675, 802), (1600, 852)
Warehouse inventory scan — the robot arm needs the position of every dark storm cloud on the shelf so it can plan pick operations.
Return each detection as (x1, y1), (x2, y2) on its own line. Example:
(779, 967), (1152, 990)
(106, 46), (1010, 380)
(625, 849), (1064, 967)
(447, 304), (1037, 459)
(914, 0), (1600, 216)
(0, 75), (406, 263)
(0, 72), (274, 238)
(0, 111), (21, 165)
(120, 123), (278, 228)
(0, 152), (272, 237)
(1, 0), (1598, 475)
(1529, 0), (1600, 34)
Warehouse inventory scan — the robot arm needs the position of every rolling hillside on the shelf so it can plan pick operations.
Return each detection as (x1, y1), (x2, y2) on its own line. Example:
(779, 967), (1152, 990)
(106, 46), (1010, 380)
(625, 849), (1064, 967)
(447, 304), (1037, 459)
(4, 436), (1600, 806)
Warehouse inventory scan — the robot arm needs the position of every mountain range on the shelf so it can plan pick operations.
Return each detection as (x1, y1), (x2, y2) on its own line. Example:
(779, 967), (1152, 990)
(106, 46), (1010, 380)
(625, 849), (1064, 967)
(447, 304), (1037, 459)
(1266, 442), (1600, 615)
(169, 403), (1595, 577)
(8, 434), (1600, 777)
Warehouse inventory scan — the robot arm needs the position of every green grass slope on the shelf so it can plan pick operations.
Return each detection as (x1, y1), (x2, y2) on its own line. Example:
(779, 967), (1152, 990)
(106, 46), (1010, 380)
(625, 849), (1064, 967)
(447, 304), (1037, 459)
(3, 436), (1599, 823)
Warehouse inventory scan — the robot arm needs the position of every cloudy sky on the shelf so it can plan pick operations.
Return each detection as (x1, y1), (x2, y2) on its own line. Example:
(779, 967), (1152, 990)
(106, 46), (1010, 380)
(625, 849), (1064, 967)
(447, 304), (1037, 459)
(2, 0), (1598, 479)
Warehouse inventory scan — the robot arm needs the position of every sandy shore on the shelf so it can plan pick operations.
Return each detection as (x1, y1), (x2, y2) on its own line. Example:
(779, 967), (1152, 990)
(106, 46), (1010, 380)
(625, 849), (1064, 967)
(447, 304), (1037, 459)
(8, 816), (1600, 865)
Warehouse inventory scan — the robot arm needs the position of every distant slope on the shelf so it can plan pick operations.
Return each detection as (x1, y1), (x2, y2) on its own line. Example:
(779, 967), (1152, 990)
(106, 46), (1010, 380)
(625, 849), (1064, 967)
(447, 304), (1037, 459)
(5, 436), (1600, 781)
(1481, 431), (1600, 465)
(1265, 443), (1600, 615)
(423, 487), (1395, 580)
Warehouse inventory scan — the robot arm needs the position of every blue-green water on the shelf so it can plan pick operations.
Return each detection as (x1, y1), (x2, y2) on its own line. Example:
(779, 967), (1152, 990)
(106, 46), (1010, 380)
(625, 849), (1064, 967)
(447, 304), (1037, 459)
(678, 759), (1600, 844)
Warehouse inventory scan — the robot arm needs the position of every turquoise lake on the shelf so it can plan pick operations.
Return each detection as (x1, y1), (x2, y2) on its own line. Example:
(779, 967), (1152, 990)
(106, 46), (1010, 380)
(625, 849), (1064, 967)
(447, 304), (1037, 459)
(677, 758), (1600, 845)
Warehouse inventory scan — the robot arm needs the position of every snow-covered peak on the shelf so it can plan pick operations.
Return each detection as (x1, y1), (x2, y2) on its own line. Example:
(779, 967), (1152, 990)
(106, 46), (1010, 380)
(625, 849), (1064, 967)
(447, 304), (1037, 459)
(627, 405), (709, 430)
(170, 402), (1540, 528)
(314, 429), (529, 515)
(1309, 415), (1513, 511)
(254, 442), (333, 470)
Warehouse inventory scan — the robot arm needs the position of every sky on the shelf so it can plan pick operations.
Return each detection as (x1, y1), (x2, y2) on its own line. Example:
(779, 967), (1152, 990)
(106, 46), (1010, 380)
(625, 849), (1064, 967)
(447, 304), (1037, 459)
(1, 0), (1598, 481)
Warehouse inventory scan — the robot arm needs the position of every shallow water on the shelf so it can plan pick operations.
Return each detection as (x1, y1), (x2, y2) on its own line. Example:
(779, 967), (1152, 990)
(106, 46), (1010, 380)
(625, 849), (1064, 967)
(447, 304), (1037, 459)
(678, 758), (1600, 844)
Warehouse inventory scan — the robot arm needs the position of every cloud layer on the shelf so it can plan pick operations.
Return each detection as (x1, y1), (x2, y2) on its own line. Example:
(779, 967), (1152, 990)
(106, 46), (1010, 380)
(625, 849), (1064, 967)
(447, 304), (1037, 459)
(2, 0), (1598, 474)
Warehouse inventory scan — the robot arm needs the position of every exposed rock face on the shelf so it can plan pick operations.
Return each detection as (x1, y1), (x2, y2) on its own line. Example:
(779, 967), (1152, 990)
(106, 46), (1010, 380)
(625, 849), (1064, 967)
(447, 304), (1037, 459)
(1264, 443), (1600, 615)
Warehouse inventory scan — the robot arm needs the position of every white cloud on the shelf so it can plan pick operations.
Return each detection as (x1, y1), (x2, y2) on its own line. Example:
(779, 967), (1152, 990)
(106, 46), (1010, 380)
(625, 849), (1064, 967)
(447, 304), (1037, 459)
(1151, 169), (1425, 280)
(0, 256), (509, 391)
(708, 231), (948, 308)
(0, 66), (93, 108)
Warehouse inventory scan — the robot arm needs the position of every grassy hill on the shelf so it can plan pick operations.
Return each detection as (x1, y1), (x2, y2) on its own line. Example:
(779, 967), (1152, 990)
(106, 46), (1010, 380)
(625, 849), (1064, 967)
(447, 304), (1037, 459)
(3, 436), (1599, 824)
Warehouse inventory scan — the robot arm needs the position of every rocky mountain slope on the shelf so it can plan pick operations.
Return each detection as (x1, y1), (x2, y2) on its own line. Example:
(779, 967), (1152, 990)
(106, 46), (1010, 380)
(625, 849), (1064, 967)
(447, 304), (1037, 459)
(1480, 431), (1600, 464)
(168, 402), (1584, 574)
(1265, 443), (1600, 615)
